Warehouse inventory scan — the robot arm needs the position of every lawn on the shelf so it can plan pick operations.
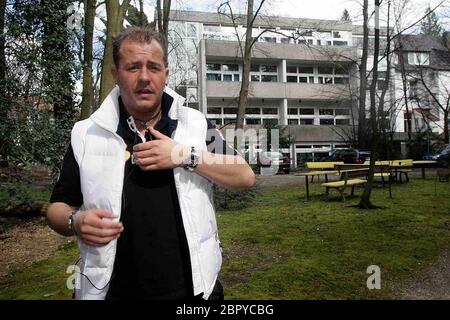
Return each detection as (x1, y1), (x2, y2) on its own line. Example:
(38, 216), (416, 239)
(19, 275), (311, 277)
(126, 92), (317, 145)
(1, 176), (449, 300)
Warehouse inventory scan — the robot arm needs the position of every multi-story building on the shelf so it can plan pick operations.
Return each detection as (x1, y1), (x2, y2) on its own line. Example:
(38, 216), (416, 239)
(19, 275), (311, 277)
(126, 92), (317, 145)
(165, 10), (449, 167)
(393, 34), (450, 138)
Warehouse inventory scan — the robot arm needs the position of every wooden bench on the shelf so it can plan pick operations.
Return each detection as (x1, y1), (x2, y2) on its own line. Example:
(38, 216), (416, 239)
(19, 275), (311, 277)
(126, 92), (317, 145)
(305, 161), (344, 182)
(364, 161), (393, 186)
(321, 168), (369, 201)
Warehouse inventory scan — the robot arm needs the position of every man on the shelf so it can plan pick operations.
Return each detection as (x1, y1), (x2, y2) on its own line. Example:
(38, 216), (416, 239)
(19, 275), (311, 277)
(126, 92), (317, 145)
(46, 27), (255, 300)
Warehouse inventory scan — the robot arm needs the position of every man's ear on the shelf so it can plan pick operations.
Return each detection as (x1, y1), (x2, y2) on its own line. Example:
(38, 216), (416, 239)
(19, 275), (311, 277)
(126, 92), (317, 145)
(111, 66), (118, 84)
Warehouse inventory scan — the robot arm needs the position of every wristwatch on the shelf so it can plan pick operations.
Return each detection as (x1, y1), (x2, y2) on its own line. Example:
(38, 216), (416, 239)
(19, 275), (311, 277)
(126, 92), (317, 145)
(68, 210), (80, 236)
(184, 146), (200, 172)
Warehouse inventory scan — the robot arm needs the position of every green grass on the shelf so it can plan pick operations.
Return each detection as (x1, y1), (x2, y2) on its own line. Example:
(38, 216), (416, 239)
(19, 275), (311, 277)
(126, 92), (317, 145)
(1, 177), (449, 299)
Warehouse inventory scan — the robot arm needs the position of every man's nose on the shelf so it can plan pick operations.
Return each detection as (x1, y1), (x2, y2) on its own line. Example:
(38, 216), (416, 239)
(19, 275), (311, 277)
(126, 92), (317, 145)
(138, 68), (151, 83)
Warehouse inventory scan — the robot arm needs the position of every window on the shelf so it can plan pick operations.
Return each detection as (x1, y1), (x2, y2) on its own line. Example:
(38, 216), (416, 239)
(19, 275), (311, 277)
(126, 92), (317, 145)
(207, 107), (221, 114)
(334, 66), (348, 75)
(223, 74), (232, 81)
(234, 74), (240, 82)
(300, 119), (314, 125)
(263, 119), (278, 126)
(298, 66), (314, 74)
(250, 64), (260, 72)
(408, 52), (429, 66)
(333, 31), (342, 38)
(224, 107), (237, 114)
(261, 75), (278, 82)
(246, 108), (260, 115)
(299, 77), (308, 83)
(335, 119), (350, 125)
(287, 76), (297, 83)
(222, 64), (238, 71)
(206, 63), (221, 71)
(335, 108), (350, 116)
(320, 119), (334, 125)
(319, 109), (334, 116)
(224, 118), (236, 125)
(207, 73), (221, 81)
(251, 75), (260, 82)
(246, 118), (261, 125)
(299, 108), (314, 115)
(262, 108), (278, 115)
(288, 119), (299, 125)
(333, 41), (348, 46)
(287, 65), (297, 73)
(319, 77), (333, 84)
(288, 108), (298, 115)
(318, 66), (333, 74)
(261, 65), (277, 73)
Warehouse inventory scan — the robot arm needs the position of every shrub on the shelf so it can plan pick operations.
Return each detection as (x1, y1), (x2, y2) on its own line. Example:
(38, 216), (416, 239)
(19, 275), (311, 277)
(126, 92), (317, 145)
(213, 183), (260, 211)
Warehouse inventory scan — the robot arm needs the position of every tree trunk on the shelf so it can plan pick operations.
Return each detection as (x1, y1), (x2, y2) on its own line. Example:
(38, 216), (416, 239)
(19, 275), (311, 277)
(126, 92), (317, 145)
(359, 0), (380, 209)
(235, 0), (255, 130)
(398, 45), (412, 142)
(80, 0), (96, 120)
(0, 0), (5, 83)
(444, 110), (449, 143)
(358, 0), (369, 148)
(156, 0), (171, 65)
(139, 0), (144, 26)
(0, 0), (7, 161)
(99, 0), (131, 104)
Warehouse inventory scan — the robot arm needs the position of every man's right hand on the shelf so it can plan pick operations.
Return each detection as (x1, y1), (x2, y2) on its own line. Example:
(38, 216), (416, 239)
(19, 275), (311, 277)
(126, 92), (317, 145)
(74, 209), (124, 247)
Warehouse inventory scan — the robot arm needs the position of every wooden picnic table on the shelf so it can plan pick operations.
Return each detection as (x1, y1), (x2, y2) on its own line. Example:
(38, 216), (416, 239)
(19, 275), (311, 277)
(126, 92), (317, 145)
(413, 160), (437, 179)
(296, 170), (338, 200)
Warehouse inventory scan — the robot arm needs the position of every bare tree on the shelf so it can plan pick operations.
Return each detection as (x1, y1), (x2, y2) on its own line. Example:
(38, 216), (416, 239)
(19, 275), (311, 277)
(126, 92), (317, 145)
(156, 0), (171, 63)
(358, 0), (369, 148)
(218, 0), (267, 130)
(99, 0), (131, 104)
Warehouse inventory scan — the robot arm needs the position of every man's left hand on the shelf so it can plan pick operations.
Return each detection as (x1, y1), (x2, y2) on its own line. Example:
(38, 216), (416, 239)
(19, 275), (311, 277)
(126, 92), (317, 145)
(133, 127), (190, 171)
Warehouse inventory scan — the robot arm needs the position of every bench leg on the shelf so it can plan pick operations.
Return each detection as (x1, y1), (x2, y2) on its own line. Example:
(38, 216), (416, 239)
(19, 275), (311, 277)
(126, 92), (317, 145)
(405, 173), (409, 182)
(351, 185), (355, 197)
(340, 188), (346, 201)
(381, 176), (385, 188)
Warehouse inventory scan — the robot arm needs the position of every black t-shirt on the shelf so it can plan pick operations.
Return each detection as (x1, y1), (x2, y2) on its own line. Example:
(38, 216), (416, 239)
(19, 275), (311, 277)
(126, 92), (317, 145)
(50, 94), (236, 300)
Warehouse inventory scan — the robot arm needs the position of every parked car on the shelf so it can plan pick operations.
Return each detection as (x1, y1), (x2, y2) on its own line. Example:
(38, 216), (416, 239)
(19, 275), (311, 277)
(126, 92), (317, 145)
(325, 148), (372, 164)
(423, 144), (450, 167)
(257, 151), (291, 174)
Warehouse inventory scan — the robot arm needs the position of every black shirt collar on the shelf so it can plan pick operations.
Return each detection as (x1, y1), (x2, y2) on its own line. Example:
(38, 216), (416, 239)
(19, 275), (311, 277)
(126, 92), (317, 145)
(117, 94), (178, 138)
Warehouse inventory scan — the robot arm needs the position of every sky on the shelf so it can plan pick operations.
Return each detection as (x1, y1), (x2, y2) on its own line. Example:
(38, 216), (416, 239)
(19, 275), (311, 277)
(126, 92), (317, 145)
(142, 0), (449, 30)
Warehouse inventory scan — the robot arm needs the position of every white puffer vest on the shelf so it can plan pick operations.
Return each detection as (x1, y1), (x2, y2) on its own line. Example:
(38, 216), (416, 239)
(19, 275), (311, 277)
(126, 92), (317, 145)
(71, 86), (221, 300)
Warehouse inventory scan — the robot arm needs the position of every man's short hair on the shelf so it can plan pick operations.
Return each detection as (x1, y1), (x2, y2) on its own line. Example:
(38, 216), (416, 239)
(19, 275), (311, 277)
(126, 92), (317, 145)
(112, 27), (168, 67)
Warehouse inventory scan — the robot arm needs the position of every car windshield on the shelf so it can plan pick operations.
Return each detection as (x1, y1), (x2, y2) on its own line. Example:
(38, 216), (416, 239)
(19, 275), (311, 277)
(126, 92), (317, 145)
(441, 145), (450, 154)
